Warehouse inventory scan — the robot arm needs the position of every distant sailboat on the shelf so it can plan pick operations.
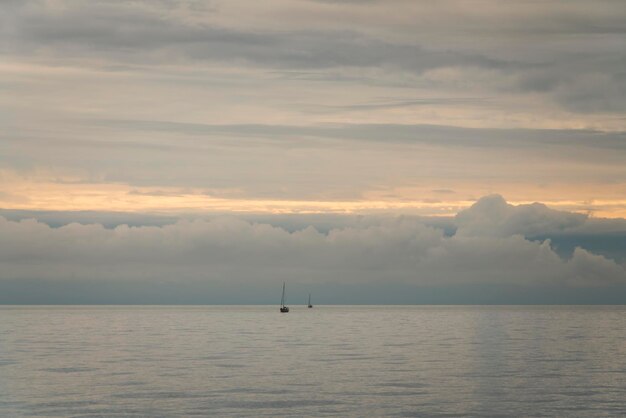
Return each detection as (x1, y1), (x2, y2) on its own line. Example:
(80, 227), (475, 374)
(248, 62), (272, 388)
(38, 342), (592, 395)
(280, 282), (289, 313)
(307, 293), (313, 309)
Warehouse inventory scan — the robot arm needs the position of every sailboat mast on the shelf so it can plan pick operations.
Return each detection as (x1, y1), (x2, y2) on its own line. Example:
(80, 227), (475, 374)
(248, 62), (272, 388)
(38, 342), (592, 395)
(281, 282), (286, 307)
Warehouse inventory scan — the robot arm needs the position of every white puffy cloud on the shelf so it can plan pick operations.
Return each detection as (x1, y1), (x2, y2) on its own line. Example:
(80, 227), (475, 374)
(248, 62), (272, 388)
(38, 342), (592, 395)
(455, 194), (587, 238)
(1, 197), (624, 297)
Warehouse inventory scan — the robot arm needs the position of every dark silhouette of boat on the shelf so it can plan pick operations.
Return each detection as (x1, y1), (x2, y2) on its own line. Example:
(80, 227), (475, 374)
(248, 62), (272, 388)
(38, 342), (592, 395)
(307, 293), (313, 308)
(280, 282), (289, 313)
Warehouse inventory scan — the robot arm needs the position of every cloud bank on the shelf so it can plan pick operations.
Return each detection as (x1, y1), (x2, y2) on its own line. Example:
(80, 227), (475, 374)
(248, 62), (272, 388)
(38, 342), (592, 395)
(1, 196), (625, 304)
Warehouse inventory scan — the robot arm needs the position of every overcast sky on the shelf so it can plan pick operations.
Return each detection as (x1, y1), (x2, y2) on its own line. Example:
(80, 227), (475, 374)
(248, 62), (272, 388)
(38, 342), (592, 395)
(1, 1), (626, 303)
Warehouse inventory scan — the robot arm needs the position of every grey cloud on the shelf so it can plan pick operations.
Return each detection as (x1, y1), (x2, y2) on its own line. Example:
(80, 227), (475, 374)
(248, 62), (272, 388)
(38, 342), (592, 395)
(529, 212), (626, 264)
(3, 1), (508, 74)
(92, 120), (626, 151)
(555, 70), (626, 113)
(4, 0), (626, 113)
(296, 98), (491, 113)
(1, 197), (625, 305)
(0, 208), (458, 236)
(456, 195), (626, 263)
(513, 54), (626, 112)
(3, 120), (626, 198)
(0, 208), (179, 229)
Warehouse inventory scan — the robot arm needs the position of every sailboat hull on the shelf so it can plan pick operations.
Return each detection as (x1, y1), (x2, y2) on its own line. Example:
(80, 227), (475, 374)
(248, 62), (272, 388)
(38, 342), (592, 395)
(280, 307), (289, 313)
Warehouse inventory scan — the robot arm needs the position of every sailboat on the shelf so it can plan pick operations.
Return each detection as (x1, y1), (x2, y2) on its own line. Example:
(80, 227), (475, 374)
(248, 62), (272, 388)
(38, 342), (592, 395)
(307, 293), (313, 308)
(280, 282), (289, 313)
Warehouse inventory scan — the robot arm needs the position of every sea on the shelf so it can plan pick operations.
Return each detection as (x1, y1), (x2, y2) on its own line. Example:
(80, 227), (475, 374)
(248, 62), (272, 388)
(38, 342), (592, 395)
(1, 306), (625, 417)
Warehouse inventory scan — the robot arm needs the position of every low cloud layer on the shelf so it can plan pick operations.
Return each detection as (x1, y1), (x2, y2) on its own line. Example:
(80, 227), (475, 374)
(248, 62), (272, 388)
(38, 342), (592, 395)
(2, 196), (625, 303)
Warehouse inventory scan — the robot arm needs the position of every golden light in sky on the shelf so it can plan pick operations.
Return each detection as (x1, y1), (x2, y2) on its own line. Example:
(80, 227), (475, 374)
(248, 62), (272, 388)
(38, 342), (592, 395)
(1, 0), (626, 306)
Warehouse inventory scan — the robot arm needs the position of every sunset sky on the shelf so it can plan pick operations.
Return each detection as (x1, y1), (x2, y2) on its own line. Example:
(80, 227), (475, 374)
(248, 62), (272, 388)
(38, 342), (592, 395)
(2, 0), (626, 303)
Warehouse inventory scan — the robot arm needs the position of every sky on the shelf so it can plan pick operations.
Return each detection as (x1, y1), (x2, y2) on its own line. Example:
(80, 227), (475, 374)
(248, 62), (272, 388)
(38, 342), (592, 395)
(1, 0), (626, 303)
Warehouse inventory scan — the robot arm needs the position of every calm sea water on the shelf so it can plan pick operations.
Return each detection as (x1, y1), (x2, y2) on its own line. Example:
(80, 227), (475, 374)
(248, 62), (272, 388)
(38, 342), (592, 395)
(1, 306), (625, 417)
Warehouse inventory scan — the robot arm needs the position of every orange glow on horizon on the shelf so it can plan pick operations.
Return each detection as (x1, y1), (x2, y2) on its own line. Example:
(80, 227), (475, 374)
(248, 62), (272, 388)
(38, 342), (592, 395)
(2, 178), (626, 219)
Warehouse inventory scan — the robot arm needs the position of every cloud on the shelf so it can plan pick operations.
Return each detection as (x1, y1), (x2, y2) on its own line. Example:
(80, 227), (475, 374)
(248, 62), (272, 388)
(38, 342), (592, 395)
(2, 2), (626, 305)
(4, 1), (506, 73)
(3, 1), (626, 218)
(90, 120), (626, 150)
(455, 195), (626, 263)
(1, 196), (624, 303)
(4, 0), (625, 116)
(4, 120), (625, 211)
(455, 194), (587, 238)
